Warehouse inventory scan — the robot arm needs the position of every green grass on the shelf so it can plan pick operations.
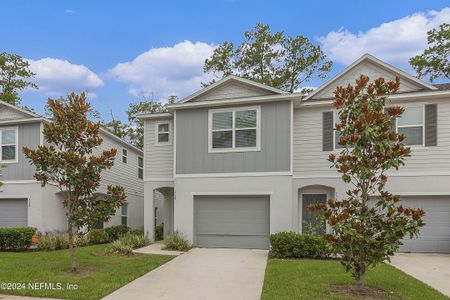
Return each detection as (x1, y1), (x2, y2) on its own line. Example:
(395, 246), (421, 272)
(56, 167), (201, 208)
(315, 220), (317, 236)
(262, 259), (449, 300)
(0, 244), (174, 300)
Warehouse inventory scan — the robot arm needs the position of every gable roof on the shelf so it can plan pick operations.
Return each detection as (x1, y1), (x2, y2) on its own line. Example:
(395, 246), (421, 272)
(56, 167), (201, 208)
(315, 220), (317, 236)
(180, 75), (287, 103)
(0, 100), (143, 154)
(304, 53), (438, 101)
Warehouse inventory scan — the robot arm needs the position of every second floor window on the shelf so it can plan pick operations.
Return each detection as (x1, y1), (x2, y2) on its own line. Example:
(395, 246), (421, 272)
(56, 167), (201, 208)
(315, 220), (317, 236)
(138, 156), (143, 179)
(0, 127), (18, 162)
(209, 106), (260, 152)
(397, 106), (424, 146)
(156, 122), (171, 145)
(122, 149), (128, 163)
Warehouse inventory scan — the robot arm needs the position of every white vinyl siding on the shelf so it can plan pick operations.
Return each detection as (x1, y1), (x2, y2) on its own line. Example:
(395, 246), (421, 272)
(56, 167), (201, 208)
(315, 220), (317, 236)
(294, 99), (450, 176)
(144, 119), (173, 179)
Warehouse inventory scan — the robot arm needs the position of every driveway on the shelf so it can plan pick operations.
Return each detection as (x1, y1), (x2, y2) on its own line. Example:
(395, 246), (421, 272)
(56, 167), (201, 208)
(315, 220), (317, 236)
(389, 253), (450, 297)
(102, 248), (268, 300)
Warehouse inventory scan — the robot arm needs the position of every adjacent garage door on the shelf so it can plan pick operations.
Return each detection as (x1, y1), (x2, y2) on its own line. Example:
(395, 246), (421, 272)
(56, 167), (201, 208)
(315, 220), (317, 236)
(0, 198), (28, 228)
(194, 195), (270, 249)
(400, 196), (450, 253)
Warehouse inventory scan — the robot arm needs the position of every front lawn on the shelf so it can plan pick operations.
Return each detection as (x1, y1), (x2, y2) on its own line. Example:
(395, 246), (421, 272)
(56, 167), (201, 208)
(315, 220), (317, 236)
(262, 259), (449, 300)
(0, 244), (174, 300)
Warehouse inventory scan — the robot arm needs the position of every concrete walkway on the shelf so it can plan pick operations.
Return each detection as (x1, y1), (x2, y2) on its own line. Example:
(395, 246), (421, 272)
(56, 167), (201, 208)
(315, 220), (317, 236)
(133, 241), (184, 256)
(389, 253), (450, 297)
(102, 248), (268, 300)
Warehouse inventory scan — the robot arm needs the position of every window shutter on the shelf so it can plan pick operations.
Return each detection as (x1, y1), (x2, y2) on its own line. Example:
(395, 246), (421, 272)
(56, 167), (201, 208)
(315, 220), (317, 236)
(322, 111), (334, 151)
(425, 104), (437, 147)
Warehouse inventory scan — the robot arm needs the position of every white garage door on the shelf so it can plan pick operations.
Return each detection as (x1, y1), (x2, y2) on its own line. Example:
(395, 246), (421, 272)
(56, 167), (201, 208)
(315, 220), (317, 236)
(194, 195), (270, 249)
(0, 198), (28, 228)
(400, 196), (450, 253)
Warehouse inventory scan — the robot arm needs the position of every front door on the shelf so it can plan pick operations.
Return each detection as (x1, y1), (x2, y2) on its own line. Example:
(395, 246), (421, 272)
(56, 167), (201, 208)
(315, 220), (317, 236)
(301, 194), (326, 235)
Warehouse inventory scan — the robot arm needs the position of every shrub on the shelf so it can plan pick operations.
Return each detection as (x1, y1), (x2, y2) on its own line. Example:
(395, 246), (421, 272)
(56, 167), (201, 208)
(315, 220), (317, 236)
(155, 223), (164, 241)
(105, 224), (129, 242)
(163, 232), (191, 251)
(87, 229), (109, 244)
(37, 232), (88, 251)
(37, 231), (89, 251)
(105, 240), (133, 256)
(130, 226), (144, 236)
(0, 227), (36, 251)
(269, 232), (332, 259)
(105, 233), (149, 255)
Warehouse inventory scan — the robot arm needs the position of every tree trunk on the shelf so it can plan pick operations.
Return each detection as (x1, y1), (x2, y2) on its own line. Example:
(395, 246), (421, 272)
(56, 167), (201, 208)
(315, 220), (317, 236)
(358, 269), (365, 287)
(67, 196), (77, 273)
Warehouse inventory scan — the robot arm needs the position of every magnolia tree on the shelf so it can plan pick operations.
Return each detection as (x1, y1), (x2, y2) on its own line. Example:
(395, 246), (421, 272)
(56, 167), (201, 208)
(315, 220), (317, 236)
(24, 93), (126, 272)
(311, 75), (425, 285)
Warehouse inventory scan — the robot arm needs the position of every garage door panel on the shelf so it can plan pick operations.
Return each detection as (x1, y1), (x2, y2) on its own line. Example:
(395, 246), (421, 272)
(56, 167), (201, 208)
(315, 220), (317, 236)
(196, 235), (268, 250)
(194, 195), (270, 249)
(0, 198), (28, 228)
(400, 196), (450, 253)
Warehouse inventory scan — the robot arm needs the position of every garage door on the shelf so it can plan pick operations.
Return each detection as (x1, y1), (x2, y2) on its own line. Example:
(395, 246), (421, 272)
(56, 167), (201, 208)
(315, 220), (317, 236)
(400, 196), (450, 253)
(194, 195), (270, 249)
(0, 198), (28, 228)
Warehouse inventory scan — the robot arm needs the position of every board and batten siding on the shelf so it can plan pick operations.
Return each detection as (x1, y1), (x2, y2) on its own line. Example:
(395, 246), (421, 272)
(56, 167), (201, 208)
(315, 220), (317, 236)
(95, 132), (144, 197)
(1, 122), (41, 180)
(176, 101), (291, 174)
(144, 118), (174, 179)
(293, 98), (450, 176)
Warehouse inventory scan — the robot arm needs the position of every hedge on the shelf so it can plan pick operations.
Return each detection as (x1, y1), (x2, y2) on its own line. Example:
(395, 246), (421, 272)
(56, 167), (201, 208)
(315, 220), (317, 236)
(269, 232), (332, 259)
(0, 227), (37, 251)
(105, 224), (129, 242)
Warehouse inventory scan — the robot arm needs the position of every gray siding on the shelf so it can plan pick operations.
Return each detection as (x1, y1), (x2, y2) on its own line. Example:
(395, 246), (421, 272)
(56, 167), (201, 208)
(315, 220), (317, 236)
(0, 105), (32, 120)
(176, 101), (291, 174)
(144, 118), (174, 179)
(192, 81), (275, 102)
(2, 122), (41, 180)
(294, 99), (450, 176)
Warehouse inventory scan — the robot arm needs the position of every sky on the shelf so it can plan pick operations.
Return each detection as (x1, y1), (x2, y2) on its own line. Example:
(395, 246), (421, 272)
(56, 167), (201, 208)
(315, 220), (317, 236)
(2, 0), (450, 122)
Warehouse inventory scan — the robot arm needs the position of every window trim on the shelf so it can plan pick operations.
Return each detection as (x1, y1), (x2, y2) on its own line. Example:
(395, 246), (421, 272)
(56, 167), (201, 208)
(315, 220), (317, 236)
(0, 126), (19, 163)
(208, 106), (261, 153)
(155, 121), (172, 146)
(122, 148), (128, 164)
(396, 104), (425, 147)
(137, 156), (144, 179)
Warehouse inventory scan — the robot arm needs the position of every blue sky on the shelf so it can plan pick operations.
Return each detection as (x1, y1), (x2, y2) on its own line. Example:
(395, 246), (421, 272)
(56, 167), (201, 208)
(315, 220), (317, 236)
(2, 1), (449, 122)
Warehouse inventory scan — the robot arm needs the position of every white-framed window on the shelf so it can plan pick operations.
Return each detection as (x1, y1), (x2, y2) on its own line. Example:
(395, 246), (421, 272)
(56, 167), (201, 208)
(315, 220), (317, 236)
(137, 156), (143, 179)
(397, 105), (424, 146)
(0, 127), (18, 163)
(208, 106), (261, 153)
(122, 149), (128, 164)
(155, 121), (171, 145)
(121, 203), (128, 226)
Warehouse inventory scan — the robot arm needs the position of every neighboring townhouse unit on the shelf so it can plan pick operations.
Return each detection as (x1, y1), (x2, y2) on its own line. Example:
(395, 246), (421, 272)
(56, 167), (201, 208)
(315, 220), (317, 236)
(140, 54), (450, 253)
(0, 101), (144, 232)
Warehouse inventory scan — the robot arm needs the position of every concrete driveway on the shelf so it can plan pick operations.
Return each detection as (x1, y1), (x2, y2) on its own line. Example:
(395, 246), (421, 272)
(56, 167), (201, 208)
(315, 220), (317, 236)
(389, 253), (450, 297)
(102, 248), (268, 300)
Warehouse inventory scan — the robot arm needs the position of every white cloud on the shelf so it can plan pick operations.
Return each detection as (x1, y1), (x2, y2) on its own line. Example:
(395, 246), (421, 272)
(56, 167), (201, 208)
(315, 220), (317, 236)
(27, 58), (103, 96)
(319, 7), (450, 68)
(108, 40), (215, 100)
(65, 9), (76, 14)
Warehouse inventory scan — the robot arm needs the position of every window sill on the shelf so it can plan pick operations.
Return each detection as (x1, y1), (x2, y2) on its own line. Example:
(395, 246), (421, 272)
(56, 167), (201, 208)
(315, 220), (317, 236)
(0, 160), (18, 164)
(208, 147), (261, 154)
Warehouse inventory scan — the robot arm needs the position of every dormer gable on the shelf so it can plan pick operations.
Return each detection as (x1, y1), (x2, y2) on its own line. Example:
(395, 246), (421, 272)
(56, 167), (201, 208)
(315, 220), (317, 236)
(181, 75), (287, 103)
(305, 54), (437, 101)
